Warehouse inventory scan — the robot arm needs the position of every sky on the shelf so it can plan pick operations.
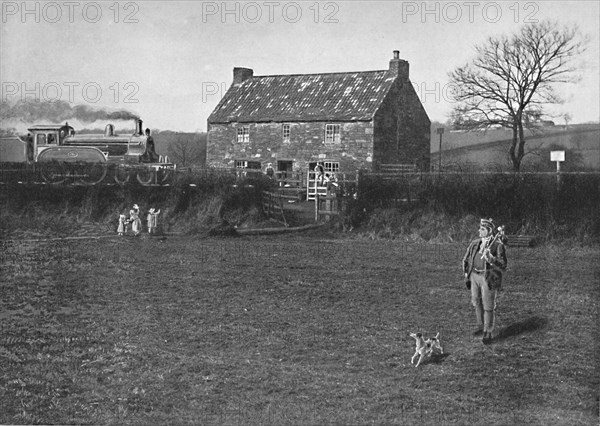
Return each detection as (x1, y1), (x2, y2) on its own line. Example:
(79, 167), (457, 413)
(1, 0), (599, 132)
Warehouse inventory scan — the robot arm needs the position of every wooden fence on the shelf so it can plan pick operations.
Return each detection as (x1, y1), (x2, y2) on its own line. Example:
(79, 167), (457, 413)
(306, 171), (357, 201)
(274, 171), (306, 201)
(377, 163), (418, 176)
(314, 193), (340, 222)
(261, 190), (288, 226)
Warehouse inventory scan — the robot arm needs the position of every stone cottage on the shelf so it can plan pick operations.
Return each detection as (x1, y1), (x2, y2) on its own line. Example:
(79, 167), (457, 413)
(207, 51), (431, 176)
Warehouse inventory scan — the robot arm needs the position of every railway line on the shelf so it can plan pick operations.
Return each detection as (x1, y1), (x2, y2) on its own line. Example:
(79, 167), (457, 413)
(0, 162), (175, 186)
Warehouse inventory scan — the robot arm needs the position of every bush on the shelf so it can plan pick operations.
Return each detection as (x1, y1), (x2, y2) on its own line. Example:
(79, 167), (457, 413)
(0, 168), (276, 237)
(342, 172), (600, 243)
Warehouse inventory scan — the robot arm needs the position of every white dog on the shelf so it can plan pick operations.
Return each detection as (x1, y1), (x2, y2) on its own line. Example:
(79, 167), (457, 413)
(409, 332), (443, 367)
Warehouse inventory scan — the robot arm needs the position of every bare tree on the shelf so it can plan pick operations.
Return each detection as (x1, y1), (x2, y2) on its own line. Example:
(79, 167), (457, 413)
(167, 133), (206, 167)
(448, 21), (587, 171)
(562, 112), (572, 128)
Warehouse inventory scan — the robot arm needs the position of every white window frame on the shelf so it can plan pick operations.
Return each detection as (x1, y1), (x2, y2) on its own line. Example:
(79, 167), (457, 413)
(282, 124), (290, 143)
(237, 126), (249, 143)
(325, 124), (341, 144)
(235, 160), (261, 170)
(323, 161), (340, 173)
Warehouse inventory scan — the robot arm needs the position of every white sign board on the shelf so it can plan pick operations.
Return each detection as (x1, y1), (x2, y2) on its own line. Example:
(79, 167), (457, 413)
(551, 151), (565, 162)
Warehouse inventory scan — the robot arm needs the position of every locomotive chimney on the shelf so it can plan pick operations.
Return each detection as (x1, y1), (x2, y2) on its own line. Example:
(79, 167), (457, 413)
(135, 118), (143, 135)
(105, 124), (115, 137)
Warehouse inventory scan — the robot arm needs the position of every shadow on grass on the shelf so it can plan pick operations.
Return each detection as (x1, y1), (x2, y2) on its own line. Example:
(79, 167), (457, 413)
(386, 351), (449, 368)
(428, 352), (450, 365)
(494, 315), (549, 342)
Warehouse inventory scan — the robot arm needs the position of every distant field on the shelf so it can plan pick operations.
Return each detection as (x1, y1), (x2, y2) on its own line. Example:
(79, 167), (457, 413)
(1, 233), (598, 424)
(430, 123), (600, 151)
(431, 124), (600, 170)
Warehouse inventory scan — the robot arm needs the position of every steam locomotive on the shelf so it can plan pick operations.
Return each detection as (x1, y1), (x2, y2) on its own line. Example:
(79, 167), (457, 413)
(0, 118), (175, 185)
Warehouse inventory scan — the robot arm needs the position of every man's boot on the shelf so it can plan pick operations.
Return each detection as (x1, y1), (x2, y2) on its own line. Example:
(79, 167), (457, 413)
(473, 305), (484, 336)
(483, 310), (495, 344)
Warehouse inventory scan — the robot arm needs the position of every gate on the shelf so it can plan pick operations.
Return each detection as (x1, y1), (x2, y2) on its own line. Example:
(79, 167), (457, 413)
(261, 191), (288, 226)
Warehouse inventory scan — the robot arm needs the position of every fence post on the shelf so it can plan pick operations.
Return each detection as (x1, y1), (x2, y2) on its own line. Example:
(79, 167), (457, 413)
(266, 192), (269, 216)
(315, 193), (319, 222)
(325, 189), (331, 222)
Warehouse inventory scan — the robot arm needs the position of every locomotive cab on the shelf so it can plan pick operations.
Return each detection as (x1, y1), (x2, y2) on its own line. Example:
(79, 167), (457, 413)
(0, 124), (69, 164)
(28, 124), (71, 161)
(29, 123), (110, 164)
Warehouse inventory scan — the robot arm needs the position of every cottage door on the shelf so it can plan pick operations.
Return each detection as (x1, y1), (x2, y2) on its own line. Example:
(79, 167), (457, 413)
(277, 160), (293, 178)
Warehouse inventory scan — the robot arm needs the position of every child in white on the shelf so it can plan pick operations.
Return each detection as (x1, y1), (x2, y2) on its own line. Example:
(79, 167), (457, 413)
(147, 208), (154, 233)
(150, 209), (161, 234)
(117, 214), (127, 236)
(130, 204), (142, 236)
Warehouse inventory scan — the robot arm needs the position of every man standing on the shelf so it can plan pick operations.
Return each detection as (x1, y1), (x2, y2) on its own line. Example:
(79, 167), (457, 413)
(265, 163), (275, 178)
(144, 128), (159, 163)
(314, 163), (324, 185)
(462, 218), (507, 344)
(25, 133), (34, 162)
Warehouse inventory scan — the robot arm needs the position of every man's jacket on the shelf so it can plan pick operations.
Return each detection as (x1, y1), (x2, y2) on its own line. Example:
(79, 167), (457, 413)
(462, 238), (508, 290)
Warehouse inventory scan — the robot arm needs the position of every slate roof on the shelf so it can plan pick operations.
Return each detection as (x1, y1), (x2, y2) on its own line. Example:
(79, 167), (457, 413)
(208, 70), (397, 123)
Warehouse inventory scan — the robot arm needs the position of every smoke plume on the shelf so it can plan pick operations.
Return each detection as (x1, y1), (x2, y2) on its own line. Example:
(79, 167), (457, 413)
(0, 100), (139, 123)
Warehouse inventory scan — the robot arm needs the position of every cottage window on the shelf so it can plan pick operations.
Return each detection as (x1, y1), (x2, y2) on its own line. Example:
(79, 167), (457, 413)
(237, 126), (249, 143)
(235, 160), (261, 169)
(323, 162), (340, 173)
(325, 124), (341, 144)
(282, 124), (290, 143)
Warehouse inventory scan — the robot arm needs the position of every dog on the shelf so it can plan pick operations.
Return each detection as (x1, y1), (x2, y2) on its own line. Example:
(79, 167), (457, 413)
(409, 332), (443, 367)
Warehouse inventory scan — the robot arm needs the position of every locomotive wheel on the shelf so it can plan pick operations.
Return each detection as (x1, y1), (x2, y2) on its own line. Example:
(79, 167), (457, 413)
(114, 165), (131, 185)
(40, 162), (66, 184)
(80, 163), (107, 185)
(136, 168), (155, 185)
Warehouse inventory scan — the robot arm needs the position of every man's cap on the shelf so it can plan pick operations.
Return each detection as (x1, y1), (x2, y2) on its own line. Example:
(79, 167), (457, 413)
(480, 218), (495, 232)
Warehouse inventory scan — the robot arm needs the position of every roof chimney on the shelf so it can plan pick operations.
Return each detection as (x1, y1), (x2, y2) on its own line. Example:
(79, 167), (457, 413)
(389, 50), (409, 82)
(233, 67), (254, 85)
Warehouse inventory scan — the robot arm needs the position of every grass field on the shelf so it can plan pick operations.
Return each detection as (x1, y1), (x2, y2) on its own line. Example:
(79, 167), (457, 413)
(0, 232), (598, 425)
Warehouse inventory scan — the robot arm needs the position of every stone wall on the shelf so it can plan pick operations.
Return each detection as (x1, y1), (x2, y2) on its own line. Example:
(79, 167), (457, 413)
(373, 79), (431, 171)
(207, 120), (375, 172)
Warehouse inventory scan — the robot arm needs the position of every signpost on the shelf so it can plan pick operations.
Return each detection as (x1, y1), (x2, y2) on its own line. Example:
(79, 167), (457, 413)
(551, 150), (565, 187)
(436, 128), (444, 174)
